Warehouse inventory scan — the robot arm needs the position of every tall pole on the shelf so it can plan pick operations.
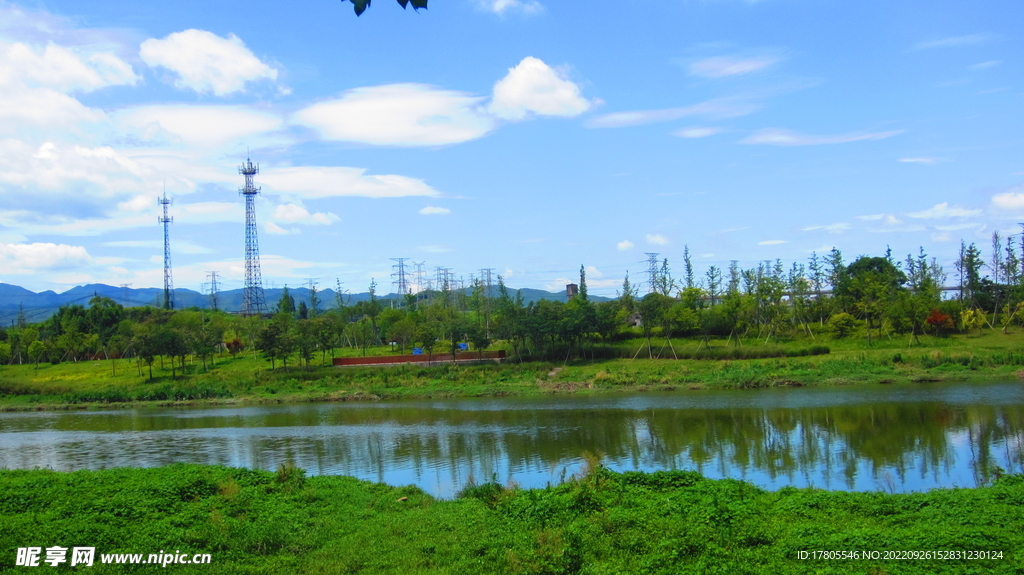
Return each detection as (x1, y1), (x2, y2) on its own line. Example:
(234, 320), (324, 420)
(240, 156), (267, 316)
(391, 258), (410, 299)
(158, 187), (174, 310)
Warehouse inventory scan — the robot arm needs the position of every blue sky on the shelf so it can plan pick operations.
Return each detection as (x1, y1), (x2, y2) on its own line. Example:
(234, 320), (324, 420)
(0, 0), (1021, 297)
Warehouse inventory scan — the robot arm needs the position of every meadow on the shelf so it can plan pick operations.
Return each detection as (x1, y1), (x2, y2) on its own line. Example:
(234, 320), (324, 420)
(1, 463), (1020, 574)
(1, 329), (1023, 411)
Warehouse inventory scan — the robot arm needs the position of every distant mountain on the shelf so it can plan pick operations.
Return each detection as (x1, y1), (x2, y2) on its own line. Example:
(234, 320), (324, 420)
(0, 282), (610, 325)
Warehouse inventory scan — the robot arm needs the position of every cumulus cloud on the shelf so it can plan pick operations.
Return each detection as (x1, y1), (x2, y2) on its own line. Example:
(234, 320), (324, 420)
(617, 239), (634, 251)
(914, 34), (991, 50)
(272, 203), (337, 225)
(140, 29), (279, 96)
(477, 0), (543, 14)
(688, 56), (778, 78)
(992, 191), (1024, 210)
(488, 57), (592, 121)
(0, 40), (137, 92)
(419, 206), (451, 215)
(259, 166), (441, 199)
(674, 127), (722, 138)
(588, 99), (757, 128)
(645, 234), (668, 245)
(899, 157), (939, 164)
(741, 128), (904, 146)
(0, 242), (92, 273)
(293, 84), (495, 146)
(907, 202), (981, 219)
(265, 221), (292, 235)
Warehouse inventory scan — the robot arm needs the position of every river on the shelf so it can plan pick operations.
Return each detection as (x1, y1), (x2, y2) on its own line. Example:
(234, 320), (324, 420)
(1, 381), (1022, 498)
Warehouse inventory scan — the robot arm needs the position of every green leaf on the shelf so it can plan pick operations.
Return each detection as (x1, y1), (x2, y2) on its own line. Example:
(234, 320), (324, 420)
(350, 0), (370, 16)
(410, 0), (427, 8)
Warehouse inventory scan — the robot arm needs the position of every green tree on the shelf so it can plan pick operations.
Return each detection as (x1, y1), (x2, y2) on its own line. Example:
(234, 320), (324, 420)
(348, 0), (426, 17)
(276, 286), (296, 315)
(28, 340), (45, 369)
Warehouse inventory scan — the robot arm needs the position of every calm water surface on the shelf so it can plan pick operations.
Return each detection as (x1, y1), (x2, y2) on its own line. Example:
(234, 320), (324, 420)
(1, 381), (1022, 498)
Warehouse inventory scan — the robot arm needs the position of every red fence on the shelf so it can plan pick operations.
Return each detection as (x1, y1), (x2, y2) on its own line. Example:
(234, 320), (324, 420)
(333, 350), (506, 367)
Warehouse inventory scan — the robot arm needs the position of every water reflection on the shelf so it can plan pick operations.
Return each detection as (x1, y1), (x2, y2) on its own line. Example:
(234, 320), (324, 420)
(1, 382), (1022, 498)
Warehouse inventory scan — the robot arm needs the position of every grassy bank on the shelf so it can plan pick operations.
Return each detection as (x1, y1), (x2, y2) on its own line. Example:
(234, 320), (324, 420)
(2, 330), (1024, 411)
(1, 464), (1021, 574)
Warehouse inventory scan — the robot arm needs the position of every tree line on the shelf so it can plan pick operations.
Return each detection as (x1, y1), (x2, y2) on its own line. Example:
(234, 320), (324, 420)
(0, 235), (1020, 377)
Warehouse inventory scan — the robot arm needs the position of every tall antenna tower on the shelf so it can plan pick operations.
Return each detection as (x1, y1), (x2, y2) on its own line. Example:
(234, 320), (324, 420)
(239, 156), (267, 316)
(391, 258), (410, 297)
(644, 252), (660, 294)
(158, 187), (174, 310)
(206, 271), (220, 311)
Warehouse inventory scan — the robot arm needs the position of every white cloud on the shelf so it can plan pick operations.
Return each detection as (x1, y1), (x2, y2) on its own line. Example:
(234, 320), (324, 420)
(273, 203), (337, 225)
(0, 242), (92, 273)
(688, 56), (778, 78)
(899, 157), (939, 164)
(488, 57), (592, 121)
(992, 191), (1024, 210)
(856, 213), (902, 225)
(115, 105), (283, 148)
(617, 239), (634, 251)
(969, 60), (1001, 70)
(265, 221), (292, 235)
(477, 0), (543, 14)
(741, 128), (904, 146)
(673, 127), (722, 138)
(906, 202), (981, 219)
(294, 84), (494, 146)
(419, 206), (451, 215)
(645, 234), (668, 245)
(259, 166), (441, 199)
(802, 222), (851, 233)
(758, 240), (787, 245)
(140, 29), (279, 96)
(584, 265), (603, 278)
(931, 232), (953, 242)
(416, 245), (452, 253)
(588, 99), (757, 128)
(914, 34), (991, 50)
(0, 40), (137, 92)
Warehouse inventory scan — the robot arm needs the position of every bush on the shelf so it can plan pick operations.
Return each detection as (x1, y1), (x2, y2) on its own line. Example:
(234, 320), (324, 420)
(827, 313), (857, 338)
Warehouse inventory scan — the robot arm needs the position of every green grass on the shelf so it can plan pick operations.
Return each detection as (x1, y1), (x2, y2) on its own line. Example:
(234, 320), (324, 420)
(2, 329), (1024, 411)
(1, 464), (1022, 573)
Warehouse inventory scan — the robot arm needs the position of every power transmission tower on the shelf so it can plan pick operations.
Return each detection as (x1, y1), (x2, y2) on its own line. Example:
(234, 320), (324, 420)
(305, 278), (320, 316)
(413, 261), (426, 294)
(391, 258), (410, 297)
(206, 271), (220, 311)
(239, 156), (267, 316)
(644, 252), (660, 294)
(158, 187), (174, 310)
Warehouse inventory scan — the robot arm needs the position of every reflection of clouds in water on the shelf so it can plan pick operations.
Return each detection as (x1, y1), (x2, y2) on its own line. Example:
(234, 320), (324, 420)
(2, 383), (1024, 498)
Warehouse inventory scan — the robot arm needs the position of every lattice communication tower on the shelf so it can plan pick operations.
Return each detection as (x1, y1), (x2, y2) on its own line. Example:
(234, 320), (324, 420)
(239, 157), (267, 316)
(158, 188), (174, 310)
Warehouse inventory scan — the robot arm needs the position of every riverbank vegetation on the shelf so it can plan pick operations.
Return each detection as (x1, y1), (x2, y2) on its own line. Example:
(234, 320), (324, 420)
(2, 464), (1020, 574)
(2, 241), (1024, 409)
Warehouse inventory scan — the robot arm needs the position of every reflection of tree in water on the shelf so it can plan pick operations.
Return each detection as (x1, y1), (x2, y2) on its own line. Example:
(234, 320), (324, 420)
(5, 396), (1023, 494)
